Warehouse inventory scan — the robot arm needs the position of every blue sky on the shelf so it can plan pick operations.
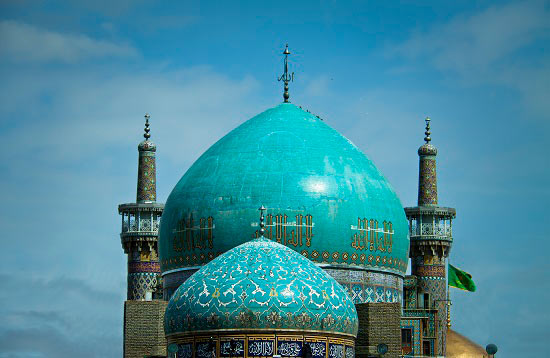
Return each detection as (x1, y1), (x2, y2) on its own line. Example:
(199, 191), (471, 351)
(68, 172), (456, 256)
(0, 0), (548, 357)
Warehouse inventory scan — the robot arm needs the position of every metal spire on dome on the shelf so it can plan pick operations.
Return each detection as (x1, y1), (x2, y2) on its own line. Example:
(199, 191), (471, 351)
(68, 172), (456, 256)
(278, 44), (294, 103)
(258, 205), (266, 237)
(424, 117), (431, 144)
(144, 113), (151, 140)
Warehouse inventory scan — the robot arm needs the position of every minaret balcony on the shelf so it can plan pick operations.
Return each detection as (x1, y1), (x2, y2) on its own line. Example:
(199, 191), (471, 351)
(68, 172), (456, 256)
(409, 223), (453, 242)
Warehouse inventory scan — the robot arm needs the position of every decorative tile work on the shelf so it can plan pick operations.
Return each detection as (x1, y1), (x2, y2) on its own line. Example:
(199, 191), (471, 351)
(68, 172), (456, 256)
(375, 286), (385, 303)
(248, 337), (274, 357)
(411, 259), (448, 356)
(328, 343), (344, 358)
(165, 238), (358, 337)
(169, 334), (354, 358)
(127, 272), (159, 300)
(350, 218), (394, 253)
(345, 345), (354, 358)
(305, 337), (327, 358)
(137, 150), (156, 202)
(277, 338), (302, 357)
(163, 269), (198, 300)
(418, 157), (437, 206)
(365, 287), (375, 303)
(415, 264), (445, 278)
(128, 261), (161, 274)
(172, 214), (215, 252)
(161, 249), (407, 274)
(400, 319), (421, 356)
(196, 340), (215, 358)
(220, 338), (245, 357)
(324, 268), (403, 304)
(176, 342), (192, 358)
(402, 310), (436, 337)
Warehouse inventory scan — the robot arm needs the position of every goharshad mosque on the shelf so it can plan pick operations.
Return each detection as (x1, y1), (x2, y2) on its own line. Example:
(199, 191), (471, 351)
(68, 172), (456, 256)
(117, 46), (489, 358)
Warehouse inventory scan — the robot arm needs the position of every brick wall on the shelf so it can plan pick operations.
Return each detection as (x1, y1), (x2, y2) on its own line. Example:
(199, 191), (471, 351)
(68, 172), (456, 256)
(123, 300), (167, 358)
(355, 303), (401, 358)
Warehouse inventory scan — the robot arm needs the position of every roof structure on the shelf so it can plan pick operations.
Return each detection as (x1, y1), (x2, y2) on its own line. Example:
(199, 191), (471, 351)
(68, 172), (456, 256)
(159, 103), (409, 275)
(164, 236), (359, 337)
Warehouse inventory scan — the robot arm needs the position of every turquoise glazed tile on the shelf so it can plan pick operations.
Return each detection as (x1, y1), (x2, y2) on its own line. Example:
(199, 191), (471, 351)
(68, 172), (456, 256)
(159, 103), (409, 277)
(165, 237), (358, 337)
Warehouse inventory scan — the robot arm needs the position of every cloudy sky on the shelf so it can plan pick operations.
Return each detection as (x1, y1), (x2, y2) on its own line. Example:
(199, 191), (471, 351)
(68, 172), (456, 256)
(0, 1), (548, 357)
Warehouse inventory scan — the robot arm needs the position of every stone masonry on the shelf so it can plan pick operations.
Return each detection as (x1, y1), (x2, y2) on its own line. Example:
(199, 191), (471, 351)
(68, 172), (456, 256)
(123, 300), (167, 358)
(356, 303), (401, 358)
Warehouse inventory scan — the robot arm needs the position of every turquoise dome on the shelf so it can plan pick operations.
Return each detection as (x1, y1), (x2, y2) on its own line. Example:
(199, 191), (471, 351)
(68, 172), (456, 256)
(159, 103), (409, 275)
(164, 237), (358, 337)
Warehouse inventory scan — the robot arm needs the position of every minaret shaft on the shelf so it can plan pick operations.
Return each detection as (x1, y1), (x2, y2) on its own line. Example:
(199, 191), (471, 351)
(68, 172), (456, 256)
(417, 117), (438, 206)
(136, 150), (157, 202)
(418, 154), (438, 206)
(137, 114), (157, 202)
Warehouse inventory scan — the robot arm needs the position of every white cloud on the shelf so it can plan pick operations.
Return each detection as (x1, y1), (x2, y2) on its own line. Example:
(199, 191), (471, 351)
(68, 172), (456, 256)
(387, 1), (550, 119)
(1, 65), (261, 166)
(0, 20), (138, 63)
(392, 1), (549, 73)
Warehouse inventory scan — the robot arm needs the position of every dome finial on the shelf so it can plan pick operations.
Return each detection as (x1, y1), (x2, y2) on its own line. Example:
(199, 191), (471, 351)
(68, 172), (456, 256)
(424, 116), (431, 144)
(144, 113), (151, 140)
(278, 44), (294, 103)
(258, 205), (266, 237)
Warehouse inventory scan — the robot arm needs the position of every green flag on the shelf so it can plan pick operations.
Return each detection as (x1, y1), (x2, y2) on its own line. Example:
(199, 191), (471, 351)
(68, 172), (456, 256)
(448, 264), (476, 292)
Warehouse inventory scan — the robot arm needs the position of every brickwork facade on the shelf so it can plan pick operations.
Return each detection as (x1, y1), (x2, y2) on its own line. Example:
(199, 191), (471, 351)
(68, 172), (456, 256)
(355, 303), (401, 358)
(123, 300), (167, 358)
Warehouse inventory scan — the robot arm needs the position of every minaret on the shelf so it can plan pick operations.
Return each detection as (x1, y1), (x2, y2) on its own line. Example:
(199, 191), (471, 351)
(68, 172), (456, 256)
(119, 113), (164, 300)
(405, 118), (456, 357)
(118, 114), (166, 358)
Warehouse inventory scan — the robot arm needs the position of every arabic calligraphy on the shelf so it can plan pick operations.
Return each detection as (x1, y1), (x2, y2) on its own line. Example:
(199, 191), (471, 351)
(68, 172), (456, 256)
(173, 214), (214, 252)
(350, 218), (393, 253)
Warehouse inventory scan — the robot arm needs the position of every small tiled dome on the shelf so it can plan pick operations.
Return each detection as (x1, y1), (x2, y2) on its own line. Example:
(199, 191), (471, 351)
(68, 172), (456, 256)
(164, 237), (358, 337)
(138, 139), (156, 152)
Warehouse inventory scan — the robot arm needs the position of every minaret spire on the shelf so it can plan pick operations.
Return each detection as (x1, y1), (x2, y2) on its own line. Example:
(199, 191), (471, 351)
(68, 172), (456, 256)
(137, 113), (157, 203)
(144, 113), (151, 140)
(417, 116), (438, 206)
(278, 44), (294, 103)
(424, 117), (431, 143)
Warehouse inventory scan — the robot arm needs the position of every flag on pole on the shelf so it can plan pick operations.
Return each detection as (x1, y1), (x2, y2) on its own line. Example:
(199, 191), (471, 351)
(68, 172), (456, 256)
(448, 264), (476, 292)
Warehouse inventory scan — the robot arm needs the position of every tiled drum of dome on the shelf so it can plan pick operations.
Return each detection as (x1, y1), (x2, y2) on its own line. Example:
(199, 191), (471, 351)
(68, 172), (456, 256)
(165, 237), (358, 337)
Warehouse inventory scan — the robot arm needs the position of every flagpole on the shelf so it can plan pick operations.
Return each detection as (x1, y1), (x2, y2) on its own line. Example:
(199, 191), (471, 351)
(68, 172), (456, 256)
(447, 257), (451, 330)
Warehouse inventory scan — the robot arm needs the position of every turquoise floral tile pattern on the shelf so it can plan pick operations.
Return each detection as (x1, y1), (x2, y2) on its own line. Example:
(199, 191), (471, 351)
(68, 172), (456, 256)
(165, 238), (359, 337)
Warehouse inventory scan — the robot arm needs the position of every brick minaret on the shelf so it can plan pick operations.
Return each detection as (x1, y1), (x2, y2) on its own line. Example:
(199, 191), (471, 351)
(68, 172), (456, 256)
(118, 113), (166, 358)
(405, 118), (456, 357)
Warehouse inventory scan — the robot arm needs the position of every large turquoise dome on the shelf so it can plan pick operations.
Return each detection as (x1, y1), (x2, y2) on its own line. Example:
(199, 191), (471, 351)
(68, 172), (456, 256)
(164, 237), (358, 337)
(159, 103), (409, 276)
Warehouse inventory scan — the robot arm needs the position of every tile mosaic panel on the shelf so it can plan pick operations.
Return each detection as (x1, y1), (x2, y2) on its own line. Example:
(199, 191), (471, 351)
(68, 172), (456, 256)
(137, 150), (156, 202)
(168, 334), (355, 358)
(401, 319), (421, 356)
